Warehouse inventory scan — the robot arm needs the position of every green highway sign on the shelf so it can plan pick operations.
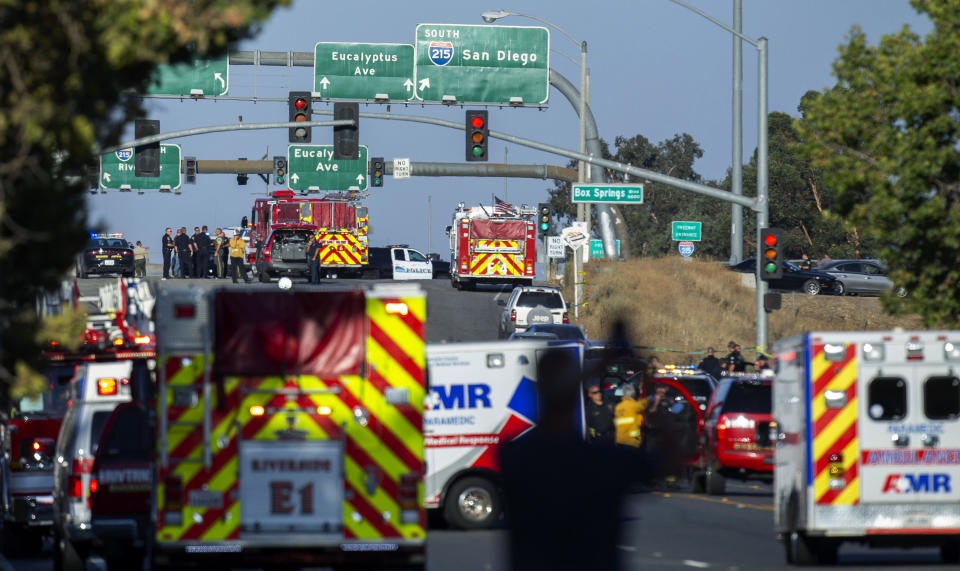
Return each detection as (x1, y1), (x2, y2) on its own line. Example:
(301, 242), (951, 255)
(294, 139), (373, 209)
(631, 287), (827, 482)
(415, 24), (549, 105)
(572, 184), (644, 204)
(287, 145), (368, 192)
(590, 239), (621, 259)
(314, 43), (415, 101)
(99, 144), (182, 191)
(147, 55), (229, 96)
(671, 221), (702, 242)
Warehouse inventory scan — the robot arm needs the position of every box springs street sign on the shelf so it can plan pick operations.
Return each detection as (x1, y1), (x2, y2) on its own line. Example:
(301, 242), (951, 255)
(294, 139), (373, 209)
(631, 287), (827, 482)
(572, 184), (643, 204)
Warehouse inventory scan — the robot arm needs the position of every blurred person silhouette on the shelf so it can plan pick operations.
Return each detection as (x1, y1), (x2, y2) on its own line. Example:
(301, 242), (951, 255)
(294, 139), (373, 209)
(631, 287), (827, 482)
(698, 346), (723, 379)
(500, 322), (675, 571)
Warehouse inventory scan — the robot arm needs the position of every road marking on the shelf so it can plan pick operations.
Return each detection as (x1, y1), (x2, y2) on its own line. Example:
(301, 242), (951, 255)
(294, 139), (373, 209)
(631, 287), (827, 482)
(727, 482), (767, 491)
(618, 545), (637, 551)
(653, 491), (773, 512)
(683, 560), (711, 568)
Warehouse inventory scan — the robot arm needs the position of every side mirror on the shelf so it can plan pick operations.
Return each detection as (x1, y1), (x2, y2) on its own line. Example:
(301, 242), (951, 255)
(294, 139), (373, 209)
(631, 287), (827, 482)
(444, 225), (452, 236)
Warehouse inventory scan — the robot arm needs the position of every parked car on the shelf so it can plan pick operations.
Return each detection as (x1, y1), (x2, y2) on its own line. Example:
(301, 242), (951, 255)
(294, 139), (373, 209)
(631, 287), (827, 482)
(497, 286), (568, 339)
(728, 258), (840, 295)
(255, 225), (317, 282)
(366, 245), (434, 280)
(76, 234), (134, 279)
(817, 259), (907, 297)
(52, 360), (133, 570)
(692, 375), (774, 495)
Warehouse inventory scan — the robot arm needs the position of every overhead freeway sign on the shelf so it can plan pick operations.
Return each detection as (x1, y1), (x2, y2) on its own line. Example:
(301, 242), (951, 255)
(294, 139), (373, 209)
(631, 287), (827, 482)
(99, 144), (182, 191)
(571, 184), (644, 204)
(287, 144), (368, 192)
(314, 43), (415, 101)
(147, 55), (229, 96)
(415, 24), (549, 105)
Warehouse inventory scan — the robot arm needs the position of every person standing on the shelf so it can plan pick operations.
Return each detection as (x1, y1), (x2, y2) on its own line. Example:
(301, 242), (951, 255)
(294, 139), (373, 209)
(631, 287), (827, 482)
(722, 341), (744, 375)
(584, 382), (615, 444)
(306, 233), (321, 284)
(698, 347), (723, 380)
(174, 226), (193, 279)
(192, 226), (209, 278)
(229, 229), (251, 283)
(614, 383), (647, 448)
(212, 228), (227, 278)
(133, 241), (149, 277)
(161, 227), (174, 279)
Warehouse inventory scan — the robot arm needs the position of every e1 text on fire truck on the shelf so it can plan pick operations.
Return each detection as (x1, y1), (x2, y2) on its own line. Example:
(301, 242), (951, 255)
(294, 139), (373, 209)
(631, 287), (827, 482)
(773, 330), (960, 565)
(249, 190), (369, 277)
(446, 202), (537, 291)
(148, 283), (426, 569)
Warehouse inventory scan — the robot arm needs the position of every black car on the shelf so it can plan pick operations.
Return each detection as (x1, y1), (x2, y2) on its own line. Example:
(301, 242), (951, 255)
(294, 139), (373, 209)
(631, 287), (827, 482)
(428, 253), (451, 279)
(728, 258), (839, 295)
(76, 235), (134, 278)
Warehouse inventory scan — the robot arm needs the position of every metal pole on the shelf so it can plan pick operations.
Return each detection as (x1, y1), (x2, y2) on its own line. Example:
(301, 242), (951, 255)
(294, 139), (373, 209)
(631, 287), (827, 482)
(574, 42), (587, 315)
(584, 67), (592, 243)
(731, 0), (744, 264)
(504, 147), (508, 200)
(755, 38), (769, 354)
(428, 195), (432, 254)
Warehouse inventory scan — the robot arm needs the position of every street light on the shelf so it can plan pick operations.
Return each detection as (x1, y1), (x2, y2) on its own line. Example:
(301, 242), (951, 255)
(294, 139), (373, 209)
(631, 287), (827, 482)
(664, 0), (770, 353)
(480, 10), (589, 221)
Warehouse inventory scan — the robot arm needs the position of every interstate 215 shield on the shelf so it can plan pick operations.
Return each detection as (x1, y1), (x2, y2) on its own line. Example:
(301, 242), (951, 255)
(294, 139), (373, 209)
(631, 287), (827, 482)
(427, 41), (454, 66)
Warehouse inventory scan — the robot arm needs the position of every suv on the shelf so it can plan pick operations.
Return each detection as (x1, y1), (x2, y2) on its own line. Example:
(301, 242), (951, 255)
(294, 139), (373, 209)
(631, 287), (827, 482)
(693, 375), (773, 495)
(366, 245), (433, 280)
(52, 360), (133, 570)
(255, 225), (316, 282)
(497, 286), (568, 339)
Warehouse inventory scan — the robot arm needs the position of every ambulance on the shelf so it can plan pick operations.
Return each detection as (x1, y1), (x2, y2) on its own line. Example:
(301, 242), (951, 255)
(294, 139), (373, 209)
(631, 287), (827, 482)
(424, 340), (583, 530)
(772, 331), (960, 565)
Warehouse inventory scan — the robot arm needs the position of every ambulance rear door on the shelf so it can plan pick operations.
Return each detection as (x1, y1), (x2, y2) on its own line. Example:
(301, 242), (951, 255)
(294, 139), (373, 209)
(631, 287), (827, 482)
(856, 333), (960, 516)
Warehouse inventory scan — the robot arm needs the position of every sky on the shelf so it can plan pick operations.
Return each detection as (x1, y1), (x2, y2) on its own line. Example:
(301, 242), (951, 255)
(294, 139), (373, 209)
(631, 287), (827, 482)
(87, 0), (933, 261)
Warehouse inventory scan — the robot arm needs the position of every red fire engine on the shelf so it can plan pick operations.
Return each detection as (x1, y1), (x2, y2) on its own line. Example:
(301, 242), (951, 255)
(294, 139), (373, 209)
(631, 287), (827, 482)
(446, 202), (537, 290)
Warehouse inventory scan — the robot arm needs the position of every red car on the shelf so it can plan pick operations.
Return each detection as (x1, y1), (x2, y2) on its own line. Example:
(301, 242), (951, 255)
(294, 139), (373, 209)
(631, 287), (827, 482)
(692, 376), (774, 495)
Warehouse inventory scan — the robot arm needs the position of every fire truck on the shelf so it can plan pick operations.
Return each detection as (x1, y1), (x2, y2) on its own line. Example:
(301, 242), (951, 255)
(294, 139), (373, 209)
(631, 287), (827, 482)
(150, 283), (426, 569)
(446, 202), (537, 290)
(772, 331), (960, 565)
(0, 278), (154, 556)
(249, 190), (369, 277)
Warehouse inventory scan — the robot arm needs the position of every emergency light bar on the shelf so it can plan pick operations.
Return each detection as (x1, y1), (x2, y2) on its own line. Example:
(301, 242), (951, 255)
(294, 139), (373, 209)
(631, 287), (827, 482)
(97, 377), (118, 396)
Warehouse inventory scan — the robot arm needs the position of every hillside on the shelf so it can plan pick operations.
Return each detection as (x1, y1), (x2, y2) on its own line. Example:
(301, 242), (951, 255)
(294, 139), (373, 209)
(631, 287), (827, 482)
(563, 257), (925, 364)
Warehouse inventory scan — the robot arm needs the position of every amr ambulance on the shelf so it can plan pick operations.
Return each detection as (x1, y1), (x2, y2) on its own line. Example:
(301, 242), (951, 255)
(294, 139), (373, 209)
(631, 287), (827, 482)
(424, 340), (583, 530)
(772, 330), (960, 565)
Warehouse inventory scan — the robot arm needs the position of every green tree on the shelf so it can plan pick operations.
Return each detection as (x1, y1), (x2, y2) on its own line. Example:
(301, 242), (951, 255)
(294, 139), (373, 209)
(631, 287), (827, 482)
(0, 0), (288, 397)
(796, 0), (958, 325)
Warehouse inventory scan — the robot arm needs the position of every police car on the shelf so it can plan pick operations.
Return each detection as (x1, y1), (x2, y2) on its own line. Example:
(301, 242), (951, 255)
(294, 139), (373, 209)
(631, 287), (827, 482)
(76, 233), (134, 279)
(365, 245), (434, 280)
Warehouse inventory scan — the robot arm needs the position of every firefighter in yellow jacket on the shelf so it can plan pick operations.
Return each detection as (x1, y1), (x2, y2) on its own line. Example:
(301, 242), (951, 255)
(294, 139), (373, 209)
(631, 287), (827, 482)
(614, 383), (648, 447)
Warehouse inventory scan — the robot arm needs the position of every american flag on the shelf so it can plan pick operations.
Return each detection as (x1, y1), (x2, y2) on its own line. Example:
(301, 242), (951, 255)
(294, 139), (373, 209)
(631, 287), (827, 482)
(494, 196), (514, 216)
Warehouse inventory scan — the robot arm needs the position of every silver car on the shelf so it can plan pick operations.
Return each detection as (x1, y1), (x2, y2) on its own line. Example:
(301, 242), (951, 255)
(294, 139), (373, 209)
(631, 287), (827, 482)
(818, 259), (907, 297)
(497, 286), (568, 338)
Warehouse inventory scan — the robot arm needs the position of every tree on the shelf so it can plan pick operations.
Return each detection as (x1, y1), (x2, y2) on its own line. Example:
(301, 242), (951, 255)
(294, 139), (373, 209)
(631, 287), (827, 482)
(797, 0), (960, 325)
(0, 0), (289, 398)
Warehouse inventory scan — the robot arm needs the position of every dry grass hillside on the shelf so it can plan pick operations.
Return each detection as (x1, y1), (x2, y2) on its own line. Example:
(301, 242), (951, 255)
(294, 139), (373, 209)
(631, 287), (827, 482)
(562, 257), (925, 364)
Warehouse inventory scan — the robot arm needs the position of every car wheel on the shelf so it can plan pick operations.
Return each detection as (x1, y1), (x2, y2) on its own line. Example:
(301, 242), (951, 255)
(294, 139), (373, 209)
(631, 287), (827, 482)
(443, 476), (502, 530)
(941, 541), (960, 564)
(54, 534), (87, 571)
(834, 281), (845, 296)
(689, 470), (706, 493)
(896, 286), (908, 298)
(802, 279), (822, 295)
(705, 462), (725, 495)
(258, 267), (269, 283)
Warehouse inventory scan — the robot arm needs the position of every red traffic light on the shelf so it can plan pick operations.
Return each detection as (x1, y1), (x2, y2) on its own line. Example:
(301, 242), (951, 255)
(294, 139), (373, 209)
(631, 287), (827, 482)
(471, 115), (485, 129)
(294, 97), (308, 110)
(764, 233), (778, 246)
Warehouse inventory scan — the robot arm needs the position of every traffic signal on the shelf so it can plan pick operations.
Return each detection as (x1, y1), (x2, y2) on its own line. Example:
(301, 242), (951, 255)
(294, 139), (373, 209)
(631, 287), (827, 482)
(537, 203), (552, 235)
(333, 102), (359, 160)
(134, 119), (160, 177)
(370, 157), (384, 187)
(288, 91), (312, 143)
(273, 156), (287, 186)
(237, 157), (248, 186)
(184, 156), (197, 184)
(465, 110), (488, 162)
(759, 227), (783, 280)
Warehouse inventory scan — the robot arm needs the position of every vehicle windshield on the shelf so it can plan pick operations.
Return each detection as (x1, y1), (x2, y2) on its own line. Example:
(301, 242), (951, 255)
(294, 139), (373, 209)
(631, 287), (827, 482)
(13, 373), (71, 418)
(516, 292), (564, 309)
(528, 325), (584, 340)
(783, 261), (800, 271)
(723, 382), (772, 414)
(88, 238), (129, 249)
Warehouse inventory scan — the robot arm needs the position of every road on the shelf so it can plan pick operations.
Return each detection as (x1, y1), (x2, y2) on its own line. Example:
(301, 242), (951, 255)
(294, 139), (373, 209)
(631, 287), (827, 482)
(8, 275), (955, 570)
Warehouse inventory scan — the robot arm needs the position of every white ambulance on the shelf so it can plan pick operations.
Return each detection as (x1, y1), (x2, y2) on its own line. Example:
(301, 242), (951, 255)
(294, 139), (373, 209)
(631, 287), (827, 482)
(424, 340), (584, 530)
(773, 330), (960, 565)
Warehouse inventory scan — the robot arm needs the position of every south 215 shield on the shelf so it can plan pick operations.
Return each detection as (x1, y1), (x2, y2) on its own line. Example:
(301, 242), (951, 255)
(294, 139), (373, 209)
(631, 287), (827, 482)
(428, 42), (454, 66)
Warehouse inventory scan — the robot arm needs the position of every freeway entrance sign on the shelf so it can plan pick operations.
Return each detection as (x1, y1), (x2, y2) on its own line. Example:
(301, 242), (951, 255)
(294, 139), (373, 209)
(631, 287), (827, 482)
(572, 184), (644, 204)
(314, 43), (415, 101)
(99, 144), (182, 191)
(287, 145), (368, 192)
(147, 55), (229, 96)
(590, 239), (621, 258)
(671, 221), (702, 241)
(415, 24), (549, 105)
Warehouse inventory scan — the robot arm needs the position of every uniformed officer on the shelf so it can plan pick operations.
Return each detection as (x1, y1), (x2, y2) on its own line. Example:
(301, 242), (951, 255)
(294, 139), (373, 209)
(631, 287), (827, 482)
(161, 227), (174, 279)
(195, 225), (212, 278)
(306, 233), (321, 284)
(174, 226), (193, 278)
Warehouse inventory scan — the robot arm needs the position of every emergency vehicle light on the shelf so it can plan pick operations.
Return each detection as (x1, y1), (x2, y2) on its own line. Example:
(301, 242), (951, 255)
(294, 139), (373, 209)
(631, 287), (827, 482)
(824, 390), (847, 409)
(945, 342), (960, 361)
(487, 353), (505, 368)
(317, 405), (332, 416)
(113, 338), (124, 346)
(89, 479), (98, 494)
(862, 342), (885, 361)
(97, 377), (118, 395)
(249, 405), (265, 417)
(906, 340), (924, 361)
(174, 304), (195, 318)
(385, 302), (408, 316)
(823, 343), (846, 361)
(134, 335), (151, 345)
(32, 441), (40, 451)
